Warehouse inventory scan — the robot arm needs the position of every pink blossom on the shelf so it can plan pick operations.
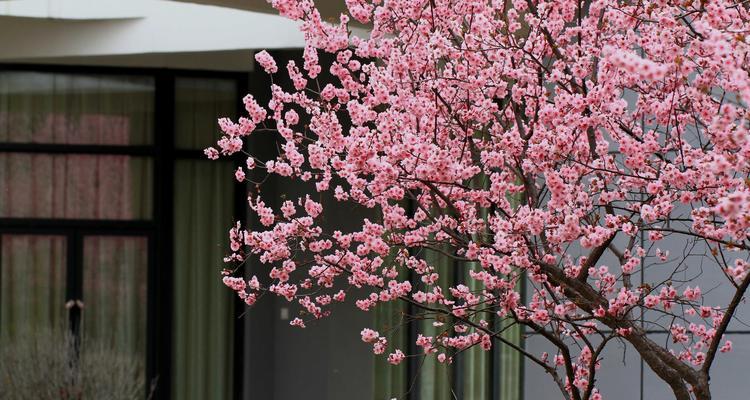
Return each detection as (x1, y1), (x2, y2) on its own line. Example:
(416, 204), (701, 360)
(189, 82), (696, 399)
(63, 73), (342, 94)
(289, 318), (306, 328)
(204, 147), (219, 160)
(222, 276), (245, 292)
(235, 167), (245, 182)
(246, 157), (256, 170)
(303, 196), (323, 218)
(254, 50), (278, 74)
(683, 286), (702, 302)
(720, 341), (733, 353)
(387, 349), (405, 365)
(373, 338), (387, 355)
(360, 328), (380, 343)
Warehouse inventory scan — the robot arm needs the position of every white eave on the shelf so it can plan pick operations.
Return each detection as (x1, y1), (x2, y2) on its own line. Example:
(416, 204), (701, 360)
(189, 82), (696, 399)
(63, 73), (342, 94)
(0, 0), (306, 63)
(0, 0), (150, 20)
(167, 0), (347, 18)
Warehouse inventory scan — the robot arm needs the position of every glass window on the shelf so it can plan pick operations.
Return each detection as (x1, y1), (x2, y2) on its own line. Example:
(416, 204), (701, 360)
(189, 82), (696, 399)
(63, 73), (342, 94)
(0, 72), (154, 145)
(0, 153), (153, 219)
(0, 234), (149, 397)
(174, 77), (237, 150)
(0, 70), (246, 399)
(82, 235), (148, 384)
(0, 234), (67, 340)
(172, 160), (235, 400)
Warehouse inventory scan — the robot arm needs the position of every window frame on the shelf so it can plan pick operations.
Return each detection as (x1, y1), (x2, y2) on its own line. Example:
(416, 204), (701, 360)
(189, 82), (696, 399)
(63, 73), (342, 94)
(0, 63), (249, 400)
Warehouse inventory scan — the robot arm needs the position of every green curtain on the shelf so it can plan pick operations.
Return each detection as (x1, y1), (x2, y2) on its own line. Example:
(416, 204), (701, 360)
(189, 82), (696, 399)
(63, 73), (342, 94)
(461, 192), (491, 399)
(500, 186), (523, 400)
(372, 247), (454, 400)
(461, 266), (491, 399)
(419, 247), (455, 400)
(0, 153), (152, 220)
(0, 71), (154, 220)
(81, 236), (149, 382)
(494, 187), (524, 400)
(173, 160), (235, 400)
(172, 76), (238, 400)
(0, 72), (154, 145)
(0, 235), (67, 341)
(174, 77), (237, 151)
(373, 259), (409, 400)
(373, 200), (522, 399)
(461, 177), (523, 400)
(496, 312), (522, 400)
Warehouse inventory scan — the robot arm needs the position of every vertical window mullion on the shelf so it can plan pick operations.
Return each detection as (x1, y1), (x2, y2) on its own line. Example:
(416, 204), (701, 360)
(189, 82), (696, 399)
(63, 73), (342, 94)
(149, 71), (175, 400)
(67, 231), (82, 338)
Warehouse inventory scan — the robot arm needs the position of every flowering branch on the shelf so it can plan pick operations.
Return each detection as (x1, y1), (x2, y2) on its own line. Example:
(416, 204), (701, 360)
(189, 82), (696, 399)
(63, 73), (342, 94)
(209, 0), (750, 399)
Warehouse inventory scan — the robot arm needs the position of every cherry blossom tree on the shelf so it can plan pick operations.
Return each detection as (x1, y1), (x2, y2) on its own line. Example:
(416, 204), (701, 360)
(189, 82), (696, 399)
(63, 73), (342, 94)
(209, 0), (750, 399)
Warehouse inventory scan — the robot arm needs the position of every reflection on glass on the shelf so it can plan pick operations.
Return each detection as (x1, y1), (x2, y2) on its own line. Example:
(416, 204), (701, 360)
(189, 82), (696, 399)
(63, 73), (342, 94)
(0, 235), (67, 341)
(82, 236), (148, 383)
(175, 77), (237, 150)
(0, 153), (153, 219)
(0, 72), (154, 145)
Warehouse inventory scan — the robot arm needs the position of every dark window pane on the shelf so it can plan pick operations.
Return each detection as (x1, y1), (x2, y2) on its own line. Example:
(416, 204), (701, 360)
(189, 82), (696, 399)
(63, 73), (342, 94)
(174, 77), (237, 150)
(0, 153), (153, 219)
(0, 72), (154, 145)
(82, 236), (148, 391)
(0, 234), (67, 340)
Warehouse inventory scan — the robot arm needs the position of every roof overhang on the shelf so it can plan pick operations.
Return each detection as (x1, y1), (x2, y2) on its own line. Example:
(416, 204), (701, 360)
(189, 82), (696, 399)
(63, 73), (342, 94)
(0, 0), (149, 20)
(0, 0), (307, 69)
(167, 0), (347, 17)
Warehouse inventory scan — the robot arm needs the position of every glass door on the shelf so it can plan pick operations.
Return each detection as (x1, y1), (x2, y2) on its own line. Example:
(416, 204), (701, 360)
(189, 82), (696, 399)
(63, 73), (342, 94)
(0, 232), (150, 398)
(81, 235), (149, 387)
(0, 234), (68, 339)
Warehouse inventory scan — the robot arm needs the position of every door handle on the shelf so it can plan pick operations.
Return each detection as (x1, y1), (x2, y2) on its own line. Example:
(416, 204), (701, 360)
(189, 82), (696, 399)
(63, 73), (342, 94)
(65, 299), (84, 310)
